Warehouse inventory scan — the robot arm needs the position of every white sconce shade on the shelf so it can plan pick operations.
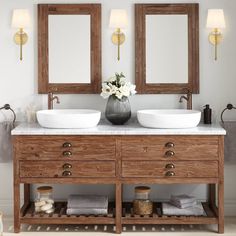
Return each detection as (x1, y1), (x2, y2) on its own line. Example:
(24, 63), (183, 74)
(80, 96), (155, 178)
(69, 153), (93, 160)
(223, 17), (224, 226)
(109, 9), (128, 29)
(12, 9), (30, 28)
(206, 9), (225, 29)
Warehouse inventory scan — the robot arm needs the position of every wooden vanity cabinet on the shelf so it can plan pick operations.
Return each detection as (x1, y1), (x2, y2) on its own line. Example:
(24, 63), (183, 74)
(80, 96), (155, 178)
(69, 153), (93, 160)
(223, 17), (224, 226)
(13, 135), (224, 234)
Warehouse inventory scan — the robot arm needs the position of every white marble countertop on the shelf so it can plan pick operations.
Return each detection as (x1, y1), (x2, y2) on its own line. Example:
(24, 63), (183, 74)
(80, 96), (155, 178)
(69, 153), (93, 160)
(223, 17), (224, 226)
(11, 120), (226, 135)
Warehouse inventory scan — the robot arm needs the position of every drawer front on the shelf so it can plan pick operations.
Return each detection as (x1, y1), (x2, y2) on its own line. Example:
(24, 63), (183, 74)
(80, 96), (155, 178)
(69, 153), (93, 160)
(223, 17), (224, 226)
(121, 136), (219, 160)
(16, 136), (116, 160)
(122, 161), (218, 178)
(20, 161), (116, 178)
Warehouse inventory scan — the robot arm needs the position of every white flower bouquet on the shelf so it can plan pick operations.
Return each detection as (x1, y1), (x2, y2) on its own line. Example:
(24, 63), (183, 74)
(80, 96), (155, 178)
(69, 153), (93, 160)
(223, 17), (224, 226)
(101, 72), (136, 100)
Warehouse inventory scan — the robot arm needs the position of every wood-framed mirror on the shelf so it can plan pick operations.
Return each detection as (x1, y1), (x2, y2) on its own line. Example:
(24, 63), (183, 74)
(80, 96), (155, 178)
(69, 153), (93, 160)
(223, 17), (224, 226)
(135, 4), (199, 94)
(38, 4), (101, 94)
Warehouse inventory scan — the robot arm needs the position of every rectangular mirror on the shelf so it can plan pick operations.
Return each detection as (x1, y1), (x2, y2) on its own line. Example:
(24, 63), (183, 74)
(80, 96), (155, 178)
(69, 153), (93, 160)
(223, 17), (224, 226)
(38, 4), (101, 94)
(48, 15), (91, 84)
(135, 4), (199, 94)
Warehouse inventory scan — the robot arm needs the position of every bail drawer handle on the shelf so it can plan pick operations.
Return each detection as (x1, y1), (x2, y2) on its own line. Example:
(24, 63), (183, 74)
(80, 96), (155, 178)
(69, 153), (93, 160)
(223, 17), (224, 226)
(63, 151), (72, 157)
(165, 163), (175, 169)
(62, 142), (72, 148)
(165, 171), (175, 177)
(62, 171), (72, 176)
(63, 163), (72, 169)
(165, 142), (175, 148)
(165, 150), (175, 157)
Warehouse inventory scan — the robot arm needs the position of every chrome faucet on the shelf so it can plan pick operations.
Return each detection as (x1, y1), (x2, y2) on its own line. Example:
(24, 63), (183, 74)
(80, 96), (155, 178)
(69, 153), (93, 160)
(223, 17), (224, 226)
(179, 88), (192, 110)
(48, 92), (60, 110)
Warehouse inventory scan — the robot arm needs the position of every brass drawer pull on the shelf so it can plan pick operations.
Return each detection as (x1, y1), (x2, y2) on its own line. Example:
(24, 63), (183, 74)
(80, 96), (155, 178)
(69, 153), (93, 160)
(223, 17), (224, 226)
(63, 163), (72, 169)
(165, 142), (175, 148)
(63, 142), (72, 148)
(165, 171), (175, 177)
(63, 151), (72, 157)
(165, 150), (175, 157)
(62, 171), (72, 176)
(165, 163), (175, 169)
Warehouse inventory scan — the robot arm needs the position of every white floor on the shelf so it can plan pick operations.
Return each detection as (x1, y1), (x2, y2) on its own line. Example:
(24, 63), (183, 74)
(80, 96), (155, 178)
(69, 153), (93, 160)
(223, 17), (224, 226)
(2, 217), (236, 236)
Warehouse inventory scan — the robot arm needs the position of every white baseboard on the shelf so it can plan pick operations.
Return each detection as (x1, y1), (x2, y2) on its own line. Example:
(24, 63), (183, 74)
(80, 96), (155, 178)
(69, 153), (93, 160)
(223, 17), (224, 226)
(224, 200), (236, 216)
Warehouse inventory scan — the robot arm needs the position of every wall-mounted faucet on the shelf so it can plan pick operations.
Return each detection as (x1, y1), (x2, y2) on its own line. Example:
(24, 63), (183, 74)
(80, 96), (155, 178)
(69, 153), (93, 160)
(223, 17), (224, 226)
(179, 88), (192, 110)
(48, 92), (60, 110)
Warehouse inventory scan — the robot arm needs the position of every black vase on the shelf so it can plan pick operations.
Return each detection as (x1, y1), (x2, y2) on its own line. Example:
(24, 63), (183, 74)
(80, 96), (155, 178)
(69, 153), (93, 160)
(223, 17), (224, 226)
(105, 95), (131, 125)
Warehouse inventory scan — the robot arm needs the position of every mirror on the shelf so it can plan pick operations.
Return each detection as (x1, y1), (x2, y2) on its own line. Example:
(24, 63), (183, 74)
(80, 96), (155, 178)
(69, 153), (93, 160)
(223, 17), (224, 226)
(38, 4), (101, 94)
(135, 4), (199, 94)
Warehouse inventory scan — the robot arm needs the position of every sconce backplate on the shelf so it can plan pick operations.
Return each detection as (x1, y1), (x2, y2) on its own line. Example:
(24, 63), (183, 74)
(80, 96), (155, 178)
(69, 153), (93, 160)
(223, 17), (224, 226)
(208, 33), (223, 46)
(111, 32), (125, 45)
(14, 32), (28, 45)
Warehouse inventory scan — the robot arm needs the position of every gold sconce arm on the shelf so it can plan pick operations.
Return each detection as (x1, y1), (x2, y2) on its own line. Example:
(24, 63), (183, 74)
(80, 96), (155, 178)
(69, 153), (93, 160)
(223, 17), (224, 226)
(14, 28), (28, 61)
(208, 28), (223, 60)
(111, 28), (125, 61)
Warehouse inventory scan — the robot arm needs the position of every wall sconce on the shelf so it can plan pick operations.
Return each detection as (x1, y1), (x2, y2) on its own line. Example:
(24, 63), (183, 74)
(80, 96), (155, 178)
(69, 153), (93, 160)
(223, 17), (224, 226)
(109, 9), (128, 61)
(12, 9), (30, 61)
(206, 9), (225, 60)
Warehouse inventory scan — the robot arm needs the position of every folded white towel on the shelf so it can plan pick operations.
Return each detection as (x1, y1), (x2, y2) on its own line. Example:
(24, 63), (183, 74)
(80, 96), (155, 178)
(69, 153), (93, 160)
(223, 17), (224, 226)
(171, 194), (196, 205)
(67, 208), (108, 215)
(162, 202), (205, 216)
(67, 195), (108, 209)
(170, 199), (197, 209)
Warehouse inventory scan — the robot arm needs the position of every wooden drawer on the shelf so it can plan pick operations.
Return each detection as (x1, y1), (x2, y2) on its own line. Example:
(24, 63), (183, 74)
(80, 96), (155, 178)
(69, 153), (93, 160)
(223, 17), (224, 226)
(122, 161), (218, 178)
(15, 136), (116, 160)
(121, 136), (219, 160)
(20, 161), (116, 178)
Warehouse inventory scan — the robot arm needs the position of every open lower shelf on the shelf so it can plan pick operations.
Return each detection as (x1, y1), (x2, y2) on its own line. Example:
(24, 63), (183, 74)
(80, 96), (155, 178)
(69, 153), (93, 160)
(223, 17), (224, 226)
(20, 201), (218, 226)
(122, 202), (218, 225)
(20, 202), (115, 225)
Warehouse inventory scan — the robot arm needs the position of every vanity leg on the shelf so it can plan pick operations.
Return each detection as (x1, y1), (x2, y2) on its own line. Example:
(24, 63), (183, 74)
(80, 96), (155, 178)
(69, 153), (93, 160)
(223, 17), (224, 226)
(115, 183), (122, 234)
(218, 181), (224, 234)
(14, 182), (20, 233)
(24, 184), (30, 205)
(209, 184), (216, 207)
(218, 136), (224, 234)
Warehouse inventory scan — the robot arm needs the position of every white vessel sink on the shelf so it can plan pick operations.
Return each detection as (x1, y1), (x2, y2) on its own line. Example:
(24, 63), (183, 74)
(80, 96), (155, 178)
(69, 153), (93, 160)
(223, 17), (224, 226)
(137, 109), (201, 129)
(37, 109), (101, 129)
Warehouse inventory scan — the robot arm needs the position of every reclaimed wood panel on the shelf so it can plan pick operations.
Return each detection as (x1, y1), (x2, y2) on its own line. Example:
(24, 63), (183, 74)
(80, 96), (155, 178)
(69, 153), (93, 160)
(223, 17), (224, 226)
(121, 136), (218, 160)
(20, 160), (116, 178)
(15, 136), (116, 160)
(122, 161), (218, 178)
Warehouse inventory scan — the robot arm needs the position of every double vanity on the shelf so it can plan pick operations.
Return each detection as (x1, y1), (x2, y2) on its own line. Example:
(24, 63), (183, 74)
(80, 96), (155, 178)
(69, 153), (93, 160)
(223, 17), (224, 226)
(11, 2), (226, 234)
(12, 113), (226, 234)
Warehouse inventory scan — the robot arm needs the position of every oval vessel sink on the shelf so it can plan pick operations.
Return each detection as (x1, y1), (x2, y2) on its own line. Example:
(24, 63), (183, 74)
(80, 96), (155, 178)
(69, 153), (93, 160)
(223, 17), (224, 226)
(37, 109), (101, 129)
(137, 109), (201, 129)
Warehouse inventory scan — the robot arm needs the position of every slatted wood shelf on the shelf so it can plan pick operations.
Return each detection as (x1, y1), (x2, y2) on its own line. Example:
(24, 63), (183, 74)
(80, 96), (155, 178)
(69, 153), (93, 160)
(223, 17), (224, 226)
(20, 201), (218, 226)
(122, 202), (218, 225)
(20, 202), (115, 225)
